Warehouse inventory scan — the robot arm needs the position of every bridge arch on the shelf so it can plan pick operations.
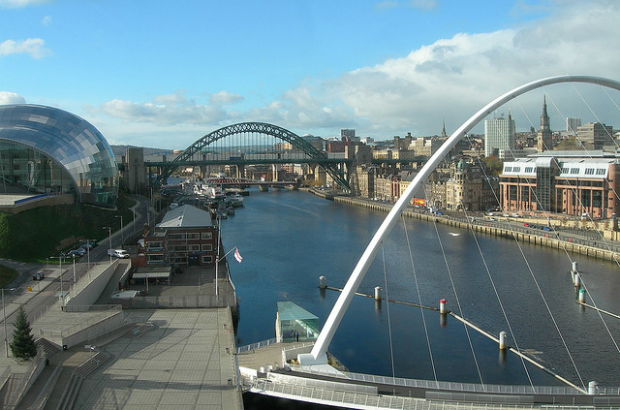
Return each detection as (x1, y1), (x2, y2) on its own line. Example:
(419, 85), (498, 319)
(156, 122), (350, 189)
(300, 75), (620, 366)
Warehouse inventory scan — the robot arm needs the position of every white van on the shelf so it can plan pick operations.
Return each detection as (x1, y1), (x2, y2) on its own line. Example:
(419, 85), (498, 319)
(107, 249), (130, 259)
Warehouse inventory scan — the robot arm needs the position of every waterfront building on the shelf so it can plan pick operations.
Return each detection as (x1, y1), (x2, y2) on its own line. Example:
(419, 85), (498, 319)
(0, 104), (118, 208)
(484, 113), (516, 158)
(445, 158), (498, 211)
(143, 204), (218, 266)
(500, 153), (620, 218)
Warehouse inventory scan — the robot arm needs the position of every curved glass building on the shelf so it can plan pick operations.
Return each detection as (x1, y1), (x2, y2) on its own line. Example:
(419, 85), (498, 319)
(0, 104), (118, 207)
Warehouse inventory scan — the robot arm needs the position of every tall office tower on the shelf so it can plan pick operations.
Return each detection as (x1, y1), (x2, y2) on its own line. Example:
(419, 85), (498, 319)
(566, 117), (581, 135)
(484, 112), (516, 158)
(537, 97), (553, 152)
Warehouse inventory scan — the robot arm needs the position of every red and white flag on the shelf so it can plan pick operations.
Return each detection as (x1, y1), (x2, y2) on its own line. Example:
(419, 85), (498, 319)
(234, 248), (243, 263)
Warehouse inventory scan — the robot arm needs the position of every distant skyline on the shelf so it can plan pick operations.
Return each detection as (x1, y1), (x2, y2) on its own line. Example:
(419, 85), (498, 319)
(1, 0), (620, 150)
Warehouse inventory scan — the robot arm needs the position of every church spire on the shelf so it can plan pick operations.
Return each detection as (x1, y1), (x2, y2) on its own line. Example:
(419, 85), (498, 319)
(441, 120), (447, 138)
(541, 96), (550, 131)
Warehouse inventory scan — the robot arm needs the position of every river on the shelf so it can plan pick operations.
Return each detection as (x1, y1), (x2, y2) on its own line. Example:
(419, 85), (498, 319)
(220, 188), (620, 389)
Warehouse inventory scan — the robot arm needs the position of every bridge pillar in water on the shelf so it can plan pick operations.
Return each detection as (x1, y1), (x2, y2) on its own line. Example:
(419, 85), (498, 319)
(259, 185), (269, 192)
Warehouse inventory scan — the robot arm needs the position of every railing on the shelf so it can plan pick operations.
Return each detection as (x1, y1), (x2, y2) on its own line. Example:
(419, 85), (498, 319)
(236, 338), (278, 354)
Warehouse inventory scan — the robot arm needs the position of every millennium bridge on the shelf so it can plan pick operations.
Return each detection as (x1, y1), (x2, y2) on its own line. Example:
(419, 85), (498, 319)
(235, 75), (620, 409)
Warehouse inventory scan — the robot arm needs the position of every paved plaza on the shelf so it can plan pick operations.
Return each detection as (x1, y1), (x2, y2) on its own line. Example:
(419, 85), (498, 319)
(73, 308), (241, 410)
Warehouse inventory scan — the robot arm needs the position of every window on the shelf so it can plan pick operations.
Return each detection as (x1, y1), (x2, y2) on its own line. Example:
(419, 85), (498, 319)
(201, 255), (213, 264)
(525, 167), (533, 173)
(189, 244), (201, 252)
(585, 168), (595, 175)
(596, 169), (606, 175)
(570, 168), (579, 174)
(187, 233), (200, 240)
(168, 233), (184, 240)
(201, 232), (213, 240)
(201, 244), (213, 251)
(147, 241), (163, 250)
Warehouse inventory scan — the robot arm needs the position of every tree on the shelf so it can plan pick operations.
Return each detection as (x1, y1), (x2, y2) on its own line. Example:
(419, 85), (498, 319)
(10, 307), (37, 359)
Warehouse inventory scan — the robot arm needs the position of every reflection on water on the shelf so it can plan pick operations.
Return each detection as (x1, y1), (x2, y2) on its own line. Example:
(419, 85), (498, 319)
(221, 189), (620, 387)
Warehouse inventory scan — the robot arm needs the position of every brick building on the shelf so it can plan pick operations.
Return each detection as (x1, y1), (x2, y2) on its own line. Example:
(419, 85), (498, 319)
(144, 204), (219, 266)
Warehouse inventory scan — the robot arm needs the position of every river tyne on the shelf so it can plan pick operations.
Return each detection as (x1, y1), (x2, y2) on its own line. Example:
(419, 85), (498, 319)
(219, 188), (620, 391)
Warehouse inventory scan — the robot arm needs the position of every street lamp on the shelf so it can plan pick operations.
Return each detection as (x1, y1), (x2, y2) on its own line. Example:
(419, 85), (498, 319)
(103, 227), (112, 264)
(59, 253), (64, 308)
(2, 286), (17, 358)
(116, 215), (124, 247)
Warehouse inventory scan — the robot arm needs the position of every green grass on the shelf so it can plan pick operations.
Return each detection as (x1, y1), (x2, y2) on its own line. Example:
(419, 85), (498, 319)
(0, 193), (136, 262)
(0, 264), (18, 289)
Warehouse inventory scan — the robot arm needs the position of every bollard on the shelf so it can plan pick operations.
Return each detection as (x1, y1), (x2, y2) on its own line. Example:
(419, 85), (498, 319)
(571, 261), (578, 273)
(573, 272), (580, 288)
(319, 276), (326, 289)
(374, 286), (382, 301)
(440, 299), (448, 314)
(588, 381), (598, 395)
(499, 331), (507, 350)
(579, 288), (586, 304)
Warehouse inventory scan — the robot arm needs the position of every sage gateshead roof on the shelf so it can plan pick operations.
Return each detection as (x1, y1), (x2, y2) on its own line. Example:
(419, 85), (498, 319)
(0, 104), (118, 207)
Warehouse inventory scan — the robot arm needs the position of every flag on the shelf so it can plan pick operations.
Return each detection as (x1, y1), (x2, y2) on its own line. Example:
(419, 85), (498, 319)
(234, 248), (243, 263)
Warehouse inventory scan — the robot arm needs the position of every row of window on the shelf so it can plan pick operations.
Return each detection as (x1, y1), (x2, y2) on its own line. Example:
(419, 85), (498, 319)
(167, 232), (213, 240)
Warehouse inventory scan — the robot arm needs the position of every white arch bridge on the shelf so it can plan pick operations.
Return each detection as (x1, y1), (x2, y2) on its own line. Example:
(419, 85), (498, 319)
(239, 75), (620, 409)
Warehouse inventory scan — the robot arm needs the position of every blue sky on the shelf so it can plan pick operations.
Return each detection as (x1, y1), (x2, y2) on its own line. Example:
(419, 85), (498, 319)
(1, 0), (620, 149)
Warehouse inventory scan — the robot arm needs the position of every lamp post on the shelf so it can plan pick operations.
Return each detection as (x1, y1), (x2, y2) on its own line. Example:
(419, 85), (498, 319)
(72, 254), (76, 284)
(103, 227), (112, 264)
(59, 253), (64, 308)
(116, 215), (124, 247)
(2, 287), (16, 358)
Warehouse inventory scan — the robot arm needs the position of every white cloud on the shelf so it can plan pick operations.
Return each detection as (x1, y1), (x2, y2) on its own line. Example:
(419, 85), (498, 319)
(41, 15), (52, 26)
(0, 38), (51, 59)
(323, 0), (620, 136)
(95, 0), (620, 146)
(0, 0), (49, 8)
(0, 91), (26, 105)
(99, 91), (233, 126)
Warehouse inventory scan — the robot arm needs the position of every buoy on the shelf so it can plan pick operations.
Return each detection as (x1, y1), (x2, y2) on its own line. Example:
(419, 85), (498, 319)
(588, 380), (598, 395)
(571, 261), (578, 273)
(374, 286), (382, 301)
(579, 288), (586, 304)
(499, 331), (507, 350)
(573, 272), (580, 288)
(439, 299), (447, 314)
(319, 276), (326, 289)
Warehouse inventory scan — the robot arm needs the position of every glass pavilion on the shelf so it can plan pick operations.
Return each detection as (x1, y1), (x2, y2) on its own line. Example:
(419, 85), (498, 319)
(0, 104), (118, 208)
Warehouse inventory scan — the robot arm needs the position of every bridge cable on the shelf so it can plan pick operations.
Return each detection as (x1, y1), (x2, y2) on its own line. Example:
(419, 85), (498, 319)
(461, 204), (537, 391)
(432, 218), (486, 387)
(483, 90), (614, 389)
(400, 214), (438, 381)
(380, 245), (397, 381)
(465, 125), (588, 389)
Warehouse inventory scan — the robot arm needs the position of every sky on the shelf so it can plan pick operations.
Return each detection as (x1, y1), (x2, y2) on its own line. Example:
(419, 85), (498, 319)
(1, 0), (620, 150)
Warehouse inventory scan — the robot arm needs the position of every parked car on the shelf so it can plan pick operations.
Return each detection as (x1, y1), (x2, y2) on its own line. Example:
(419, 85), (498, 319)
(32, 271), (45, 281)
(67, 248), (86, 257)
